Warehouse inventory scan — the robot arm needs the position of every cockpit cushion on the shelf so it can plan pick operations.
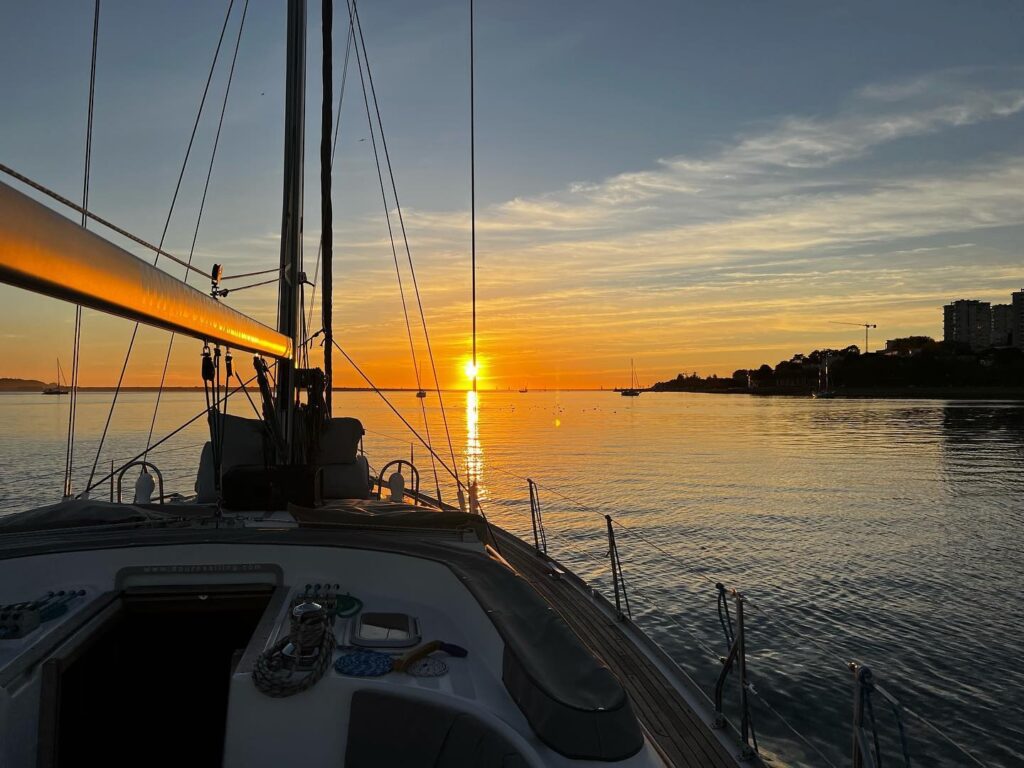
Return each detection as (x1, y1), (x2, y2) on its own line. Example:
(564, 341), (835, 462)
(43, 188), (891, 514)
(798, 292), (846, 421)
(322, 455), (370, 499)
(218, 413), (269, 469)
(319, 417), (364, 464)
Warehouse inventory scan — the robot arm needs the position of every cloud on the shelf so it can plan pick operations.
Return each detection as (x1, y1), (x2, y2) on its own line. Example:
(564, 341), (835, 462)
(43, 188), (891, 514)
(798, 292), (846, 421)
(12, 70), (1021, 386)
(337, 69), (1024, 380)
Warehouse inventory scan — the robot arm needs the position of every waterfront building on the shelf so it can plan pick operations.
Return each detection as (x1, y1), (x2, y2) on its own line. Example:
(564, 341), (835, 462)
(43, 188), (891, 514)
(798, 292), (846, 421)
(1013, 290), (1024, 350)
(943, 299), (991, 351)
(992, 304), (1014, 347)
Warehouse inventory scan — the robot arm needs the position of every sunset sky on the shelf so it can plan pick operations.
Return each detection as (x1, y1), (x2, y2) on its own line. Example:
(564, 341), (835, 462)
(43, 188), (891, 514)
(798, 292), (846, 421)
(1, 0), (1023, 389)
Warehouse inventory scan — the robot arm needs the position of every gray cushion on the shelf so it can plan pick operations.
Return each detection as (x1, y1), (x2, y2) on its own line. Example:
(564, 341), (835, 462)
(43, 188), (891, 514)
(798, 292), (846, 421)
(319, 417), (364, 464)
(195, 442), (217, 502)
(217, 413), (268, 469)
(322, 456), (370, 499)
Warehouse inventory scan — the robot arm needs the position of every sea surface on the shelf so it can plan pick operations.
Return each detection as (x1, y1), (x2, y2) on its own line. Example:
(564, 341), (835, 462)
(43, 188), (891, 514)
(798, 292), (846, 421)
(1, 390), (1022, 767)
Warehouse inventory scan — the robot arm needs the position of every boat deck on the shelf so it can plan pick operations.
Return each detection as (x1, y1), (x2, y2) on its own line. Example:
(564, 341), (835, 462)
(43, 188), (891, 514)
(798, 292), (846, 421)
(494, 527), (747, 768)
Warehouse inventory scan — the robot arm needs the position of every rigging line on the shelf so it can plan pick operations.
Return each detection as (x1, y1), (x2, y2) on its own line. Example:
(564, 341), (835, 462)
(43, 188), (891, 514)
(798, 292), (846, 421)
(597, 500), (985, 766)
(347, 0), (445, 500)
(221, 266), (283, 280)
(623, 581), (722, 664)
(305, 16), (353, 336)
(145, 0), (250, 461)
(85, 0), (237, 491)
(515, 473), (874, 669)
(489, 465), (724, 587)
(469, 0), (477, 393)
(348, 11), (421, 393)
(489, 465), (876, 674)
(746, 687), (839, 768)
(419, 395), (442, 502)
(81, 330), (316, 499)
(899, 701), (986, 768)
(235, 369), (261, 418)
(65, 0), (101, 499)
(78, 368), (257, 499)
(0, 164), (209, 279)
(521, 469), (984, 765)
(347, 6), (441, 502)
(332, 338), (467, 492)
(222, 275), (280, 293)
(349, 0), (460, 492)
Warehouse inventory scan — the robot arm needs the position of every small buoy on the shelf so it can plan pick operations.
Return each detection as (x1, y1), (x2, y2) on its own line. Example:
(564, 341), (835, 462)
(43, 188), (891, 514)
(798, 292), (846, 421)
(133, 468), (155, 504)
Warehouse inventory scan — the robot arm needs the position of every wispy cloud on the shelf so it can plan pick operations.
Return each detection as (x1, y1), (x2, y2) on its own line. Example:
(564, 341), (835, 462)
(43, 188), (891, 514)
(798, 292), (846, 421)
(343, 69), (1024, 383)
(8, 71), (1023, 387)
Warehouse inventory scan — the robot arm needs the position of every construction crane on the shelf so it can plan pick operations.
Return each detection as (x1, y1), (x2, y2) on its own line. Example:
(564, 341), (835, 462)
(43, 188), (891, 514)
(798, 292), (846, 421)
(831, 321), (877, 353)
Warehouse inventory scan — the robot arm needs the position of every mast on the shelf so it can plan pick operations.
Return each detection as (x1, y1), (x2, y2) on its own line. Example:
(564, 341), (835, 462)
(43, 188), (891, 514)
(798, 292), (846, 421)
(470, 0), (477, 393)
(321, 0), (333, 414)
(276, 0), (307, 460)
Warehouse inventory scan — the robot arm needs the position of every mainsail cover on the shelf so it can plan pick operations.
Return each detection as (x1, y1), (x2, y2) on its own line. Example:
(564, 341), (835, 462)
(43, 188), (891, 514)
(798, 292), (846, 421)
(0, 180), (291, 359)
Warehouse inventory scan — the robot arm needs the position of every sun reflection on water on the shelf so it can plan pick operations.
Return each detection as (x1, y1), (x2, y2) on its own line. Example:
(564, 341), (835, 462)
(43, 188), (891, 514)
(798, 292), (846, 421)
(465, 389), (484, 510)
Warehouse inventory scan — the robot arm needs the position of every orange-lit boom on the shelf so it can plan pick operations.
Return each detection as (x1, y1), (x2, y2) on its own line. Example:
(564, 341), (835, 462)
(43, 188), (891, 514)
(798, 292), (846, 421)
(0, 181), (292, 359)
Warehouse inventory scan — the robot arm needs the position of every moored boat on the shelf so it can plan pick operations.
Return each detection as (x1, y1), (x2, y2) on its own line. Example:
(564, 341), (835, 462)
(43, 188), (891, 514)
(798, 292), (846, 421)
(621, 358), (642, 396)
(40, 358), (68, 395)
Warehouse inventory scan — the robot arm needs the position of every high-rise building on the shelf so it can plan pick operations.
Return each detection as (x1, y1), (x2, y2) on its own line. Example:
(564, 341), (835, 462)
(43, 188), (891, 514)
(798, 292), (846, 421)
(943, 299), (991, 351)
(992, 304), (1014, 347)
(1013, 290), (1024, 350)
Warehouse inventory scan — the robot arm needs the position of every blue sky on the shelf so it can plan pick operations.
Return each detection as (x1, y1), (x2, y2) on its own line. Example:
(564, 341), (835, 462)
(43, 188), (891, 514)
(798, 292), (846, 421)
(1, 0), (1022, 387)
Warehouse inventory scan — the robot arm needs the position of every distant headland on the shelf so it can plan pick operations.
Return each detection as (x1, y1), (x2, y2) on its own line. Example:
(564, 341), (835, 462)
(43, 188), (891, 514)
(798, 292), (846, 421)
(652, 337), (1024, 399)
(0, 378), (50, 392)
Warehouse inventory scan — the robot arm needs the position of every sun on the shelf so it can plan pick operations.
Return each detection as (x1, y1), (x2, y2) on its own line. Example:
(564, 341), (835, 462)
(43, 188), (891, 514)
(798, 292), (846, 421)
(463, 360), (479, 380)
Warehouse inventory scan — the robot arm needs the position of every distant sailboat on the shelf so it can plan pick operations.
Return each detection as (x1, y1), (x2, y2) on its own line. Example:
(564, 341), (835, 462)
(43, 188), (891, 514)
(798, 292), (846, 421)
(621, 358), (641, 397)
(415, 365), (426, 397)
(812, 353), (835, 399)
(41, 357), (69, 395)
(519, 382), (528, 393)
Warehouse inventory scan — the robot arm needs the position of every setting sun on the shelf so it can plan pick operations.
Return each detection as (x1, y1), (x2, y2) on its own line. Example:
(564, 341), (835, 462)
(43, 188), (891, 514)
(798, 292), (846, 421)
(463, 360), (478, 380)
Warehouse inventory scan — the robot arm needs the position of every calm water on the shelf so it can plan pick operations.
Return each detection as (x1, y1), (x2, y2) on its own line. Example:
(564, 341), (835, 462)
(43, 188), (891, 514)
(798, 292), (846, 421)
(1, 390), (1022, 767)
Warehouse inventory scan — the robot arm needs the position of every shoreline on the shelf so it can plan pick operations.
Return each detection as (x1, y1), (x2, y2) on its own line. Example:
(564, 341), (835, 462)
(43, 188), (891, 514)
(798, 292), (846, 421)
(650, 386), (1024, 400)
(3, 386), (1023, 400)
(0, 386), (609, 394)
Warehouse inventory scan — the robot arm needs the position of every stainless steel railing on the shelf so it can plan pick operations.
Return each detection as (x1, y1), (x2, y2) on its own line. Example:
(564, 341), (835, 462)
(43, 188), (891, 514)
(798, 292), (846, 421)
(850, 662), (911, 768)
(713, 583), (756, 759)
(527, 478), (547, 554)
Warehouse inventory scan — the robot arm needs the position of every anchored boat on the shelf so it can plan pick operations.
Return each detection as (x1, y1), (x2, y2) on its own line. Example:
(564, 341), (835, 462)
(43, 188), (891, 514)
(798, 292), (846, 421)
(812, 353), (836, 398)
(620, 358), (642, 397)
(40, 358), (69, 396)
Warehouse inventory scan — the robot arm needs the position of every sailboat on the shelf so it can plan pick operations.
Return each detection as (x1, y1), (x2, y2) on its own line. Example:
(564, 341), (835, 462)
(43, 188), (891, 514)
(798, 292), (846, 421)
(41, 358), (69, 395)
(813, 353), (836, 398)
(0, 4), (787, 767)
(620, 358), (642, 397)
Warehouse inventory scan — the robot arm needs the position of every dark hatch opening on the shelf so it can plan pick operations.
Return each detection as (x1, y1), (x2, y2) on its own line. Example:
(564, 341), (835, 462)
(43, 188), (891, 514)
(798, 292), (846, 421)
(40, 585), (272, 768)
